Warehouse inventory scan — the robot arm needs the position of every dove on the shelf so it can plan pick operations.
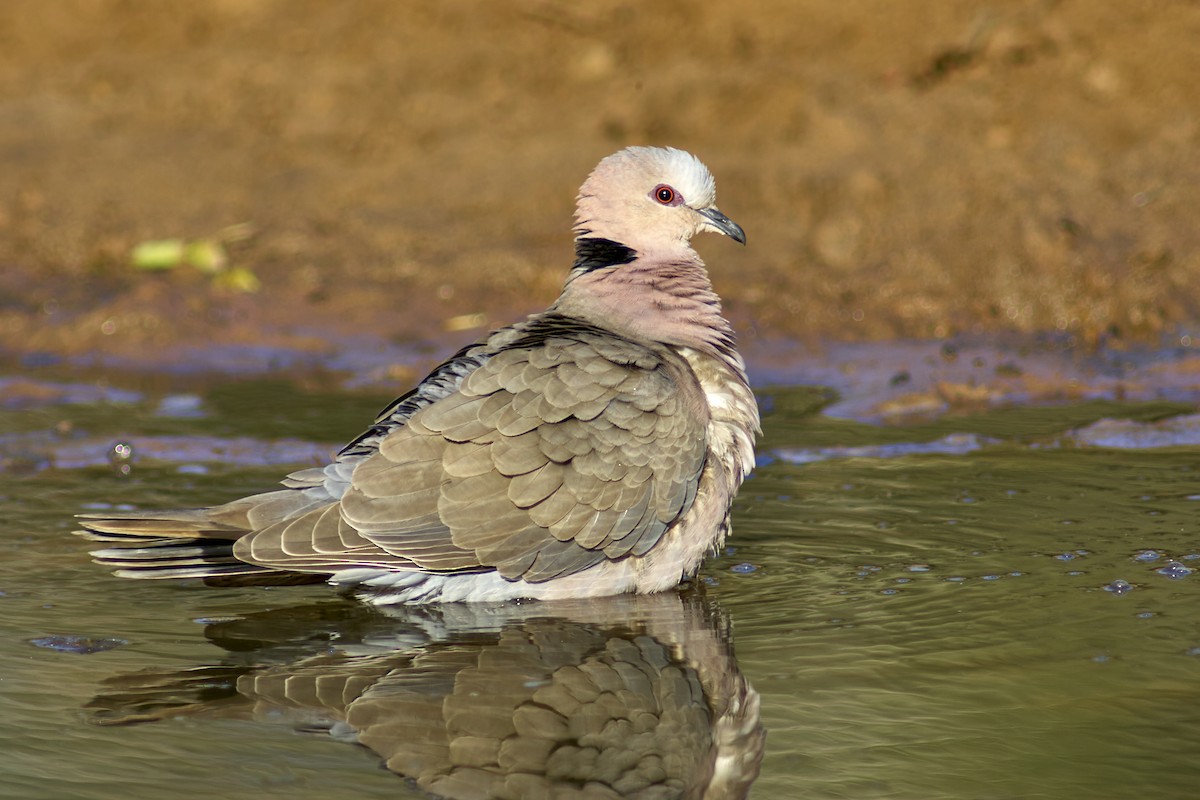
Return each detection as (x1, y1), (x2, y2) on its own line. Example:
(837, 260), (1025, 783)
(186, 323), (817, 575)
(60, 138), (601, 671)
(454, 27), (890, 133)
(77, 146), (759, 604)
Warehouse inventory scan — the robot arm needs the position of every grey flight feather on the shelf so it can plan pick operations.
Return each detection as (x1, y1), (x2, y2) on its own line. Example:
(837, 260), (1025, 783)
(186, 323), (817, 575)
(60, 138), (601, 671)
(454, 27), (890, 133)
(75, 146), (760, 604)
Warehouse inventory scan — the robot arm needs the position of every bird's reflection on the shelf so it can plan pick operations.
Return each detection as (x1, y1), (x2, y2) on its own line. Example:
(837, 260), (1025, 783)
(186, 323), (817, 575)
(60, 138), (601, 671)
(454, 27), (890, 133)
(87, 591), (764, 799)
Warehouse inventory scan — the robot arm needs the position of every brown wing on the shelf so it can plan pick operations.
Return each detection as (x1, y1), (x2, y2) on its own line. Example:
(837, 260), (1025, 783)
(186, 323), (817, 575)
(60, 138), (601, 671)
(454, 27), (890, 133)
(238, 331), (708, 582)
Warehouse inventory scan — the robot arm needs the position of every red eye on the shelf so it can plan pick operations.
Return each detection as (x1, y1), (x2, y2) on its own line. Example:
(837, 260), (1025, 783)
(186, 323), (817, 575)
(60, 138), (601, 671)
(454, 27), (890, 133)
(653, 185), (676, 205)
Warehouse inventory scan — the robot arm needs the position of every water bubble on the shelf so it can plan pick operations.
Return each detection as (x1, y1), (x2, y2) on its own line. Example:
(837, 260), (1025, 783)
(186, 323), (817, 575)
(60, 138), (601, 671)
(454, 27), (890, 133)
(908, 564), (932, 572)
(880, 588), (899, 595)
(982, 574), (1000, 581)
(1136, 611), (1157, 619)
(730, 562), (758, 575)
(108, 441), (134, 477)
(1055, 552), (1078, 561)
(1104, 579), (1133, 596)
(1156, 561), (1193, 580)
(946, 576), (967, 583)
(1133, 550), (1161, 563)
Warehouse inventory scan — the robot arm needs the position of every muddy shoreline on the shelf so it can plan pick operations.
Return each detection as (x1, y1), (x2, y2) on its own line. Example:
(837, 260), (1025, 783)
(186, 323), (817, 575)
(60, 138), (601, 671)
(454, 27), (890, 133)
(2, 1), (1198, 387)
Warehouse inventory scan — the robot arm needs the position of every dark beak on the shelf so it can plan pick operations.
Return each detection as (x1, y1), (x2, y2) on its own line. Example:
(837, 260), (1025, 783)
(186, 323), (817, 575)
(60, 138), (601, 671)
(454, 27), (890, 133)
(697, 207), (747, 244)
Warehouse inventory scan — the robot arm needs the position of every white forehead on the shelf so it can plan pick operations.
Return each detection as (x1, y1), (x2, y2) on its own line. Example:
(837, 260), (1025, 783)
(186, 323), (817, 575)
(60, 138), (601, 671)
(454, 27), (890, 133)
(591, 146), (718, 208)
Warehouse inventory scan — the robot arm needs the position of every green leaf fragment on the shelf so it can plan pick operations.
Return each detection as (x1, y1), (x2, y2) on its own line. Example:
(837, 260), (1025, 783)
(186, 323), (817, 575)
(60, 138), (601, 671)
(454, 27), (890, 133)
(130, 239), (185, 270)
(183, 240), (228, 273)
(213, 266), (261, 293)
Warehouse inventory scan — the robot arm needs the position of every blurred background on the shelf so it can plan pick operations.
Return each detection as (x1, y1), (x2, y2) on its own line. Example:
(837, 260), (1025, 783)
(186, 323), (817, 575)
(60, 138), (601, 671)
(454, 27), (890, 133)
(1, 0), (1198, 366)
(6, 6), (1200, 798)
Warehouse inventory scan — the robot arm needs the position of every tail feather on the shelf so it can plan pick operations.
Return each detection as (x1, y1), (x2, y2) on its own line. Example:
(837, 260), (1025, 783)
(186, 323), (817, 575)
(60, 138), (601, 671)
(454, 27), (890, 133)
(76, 508), (244, 540)
(75, 508), (323, 586)
(88, 544), (238, 565)
(113, 563), (279, 580)
(75, 531), (176, 544)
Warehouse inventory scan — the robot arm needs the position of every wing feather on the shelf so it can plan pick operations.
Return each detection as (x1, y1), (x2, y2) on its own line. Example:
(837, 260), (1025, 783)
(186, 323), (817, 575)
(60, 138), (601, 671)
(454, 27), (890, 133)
(234, 322), (709, 584)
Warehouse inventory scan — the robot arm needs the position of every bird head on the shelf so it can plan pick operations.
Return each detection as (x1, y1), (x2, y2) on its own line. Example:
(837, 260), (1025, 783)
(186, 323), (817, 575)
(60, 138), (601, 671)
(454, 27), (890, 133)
(574, 147), (745, 252)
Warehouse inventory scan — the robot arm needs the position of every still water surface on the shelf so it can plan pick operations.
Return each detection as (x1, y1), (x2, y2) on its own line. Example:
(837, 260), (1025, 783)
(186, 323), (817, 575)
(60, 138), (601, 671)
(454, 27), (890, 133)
(2, 371), (1199, 798)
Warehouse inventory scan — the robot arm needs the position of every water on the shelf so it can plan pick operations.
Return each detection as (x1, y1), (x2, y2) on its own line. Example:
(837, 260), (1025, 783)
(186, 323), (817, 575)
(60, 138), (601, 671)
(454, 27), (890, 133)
(2, 367), (1200, 798)
(724, 444), (1200, 798)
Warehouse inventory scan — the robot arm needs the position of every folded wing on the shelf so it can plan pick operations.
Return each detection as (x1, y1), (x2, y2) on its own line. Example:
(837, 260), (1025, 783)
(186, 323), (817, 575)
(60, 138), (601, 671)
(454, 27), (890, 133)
(236, 328), (709, 583)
